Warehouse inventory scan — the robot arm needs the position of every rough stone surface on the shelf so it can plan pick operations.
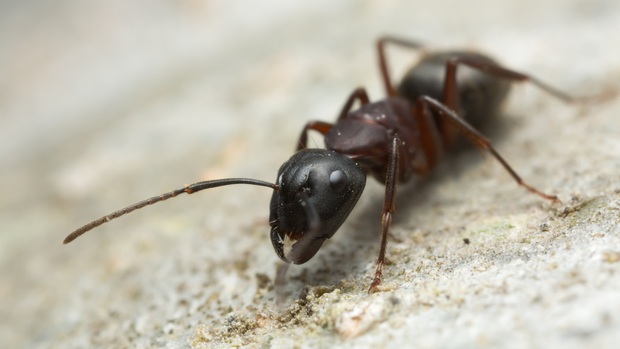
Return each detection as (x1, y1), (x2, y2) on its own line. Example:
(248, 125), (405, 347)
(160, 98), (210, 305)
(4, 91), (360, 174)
(1, 1), (619, 348)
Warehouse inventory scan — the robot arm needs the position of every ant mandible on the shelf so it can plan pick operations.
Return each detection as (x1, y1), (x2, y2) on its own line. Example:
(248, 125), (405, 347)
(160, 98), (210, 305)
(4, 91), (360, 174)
(64, 36), (603, 293)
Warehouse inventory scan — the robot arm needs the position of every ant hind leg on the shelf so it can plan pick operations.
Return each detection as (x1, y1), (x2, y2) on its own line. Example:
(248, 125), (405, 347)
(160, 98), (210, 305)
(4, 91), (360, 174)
(420, 95), (561, 203)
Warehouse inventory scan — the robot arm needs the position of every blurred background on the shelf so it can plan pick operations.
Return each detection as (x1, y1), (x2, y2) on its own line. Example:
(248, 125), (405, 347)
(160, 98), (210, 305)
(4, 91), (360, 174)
(1, 0), (619, 348)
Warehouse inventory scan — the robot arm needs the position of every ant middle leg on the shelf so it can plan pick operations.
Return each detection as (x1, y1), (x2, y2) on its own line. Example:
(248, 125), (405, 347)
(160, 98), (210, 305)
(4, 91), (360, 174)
(420, 95), (561, 203)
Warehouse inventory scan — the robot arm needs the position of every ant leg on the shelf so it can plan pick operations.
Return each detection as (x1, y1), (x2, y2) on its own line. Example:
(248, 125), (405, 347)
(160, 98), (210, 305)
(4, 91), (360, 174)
(439, 56), (614, 148)
(421, 96), (560, 203)
(443, 57), (612, 106)
(336, 87), (370, 119)
(297, 121), (333, 150)
(297, 87), (370, 151)
(413, 100), (444, 172)
(369, 136), (400, 293)
(377, 36), (426, 97)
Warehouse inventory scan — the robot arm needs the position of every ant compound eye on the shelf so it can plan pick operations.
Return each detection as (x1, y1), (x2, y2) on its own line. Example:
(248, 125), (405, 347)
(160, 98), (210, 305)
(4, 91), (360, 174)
(329, 170), (348, 192)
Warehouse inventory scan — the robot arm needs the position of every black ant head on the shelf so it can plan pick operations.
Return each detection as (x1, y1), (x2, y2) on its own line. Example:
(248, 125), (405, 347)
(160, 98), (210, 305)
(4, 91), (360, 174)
(269, 149), (366, 264)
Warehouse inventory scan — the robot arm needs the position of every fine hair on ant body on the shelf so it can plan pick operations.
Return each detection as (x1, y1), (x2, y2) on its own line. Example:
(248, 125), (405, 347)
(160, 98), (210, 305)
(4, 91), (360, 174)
(64, 36), (606, 293)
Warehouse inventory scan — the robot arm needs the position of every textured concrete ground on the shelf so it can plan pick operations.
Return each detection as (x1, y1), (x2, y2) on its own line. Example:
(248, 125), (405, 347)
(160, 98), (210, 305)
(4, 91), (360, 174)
(1, 1), (619, 348)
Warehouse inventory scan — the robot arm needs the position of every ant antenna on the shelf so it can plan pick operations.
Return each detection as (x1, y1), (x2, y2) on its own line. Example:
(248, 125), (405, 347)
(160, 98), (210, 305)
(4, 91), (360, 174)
(63, 178), (277, 244)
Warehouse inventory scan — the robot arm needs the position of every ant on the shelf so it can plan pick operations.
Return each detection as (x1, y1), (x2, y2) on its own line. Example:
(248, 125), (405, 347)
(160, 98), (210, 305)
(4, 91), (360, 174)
(64, 36), (606, 293)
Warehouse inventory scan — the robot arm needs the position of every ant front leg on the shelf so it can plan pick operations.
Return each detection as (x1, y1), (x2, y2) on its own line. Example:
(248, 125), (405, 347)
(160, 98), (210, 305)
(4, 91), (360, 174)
(420, 96), (560, 203)
(369, 136), (400, 293)
(297, 121), (333, 151)
(296, 87), (371, 151)
(377, 36), (426, 97)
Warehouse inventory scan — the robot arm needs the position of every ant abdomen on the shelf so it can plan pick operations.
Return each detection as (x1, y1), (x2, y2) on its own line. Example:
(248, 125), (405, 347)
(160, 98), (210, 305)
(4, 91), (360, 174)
(398, 51), (511, 128)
